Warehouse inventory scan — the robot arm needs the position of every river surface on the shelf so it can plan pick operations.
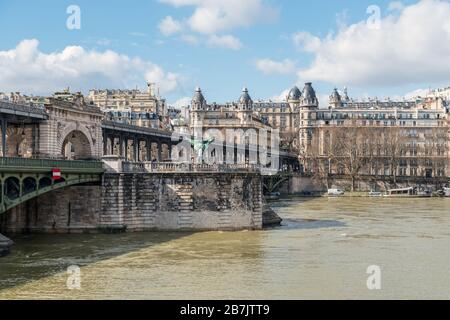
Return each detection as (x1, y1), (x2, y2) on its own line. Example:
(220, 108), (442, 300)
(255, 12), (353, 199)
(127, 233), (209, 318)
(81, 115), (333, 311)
(0, 197), (449, 300)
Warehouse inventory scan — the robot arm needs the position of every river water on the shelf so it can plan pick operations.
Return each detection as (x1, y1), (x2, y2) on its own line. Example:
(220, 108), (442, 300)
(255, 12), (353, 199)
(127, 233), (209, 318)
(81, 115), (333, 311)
(0, 197), (449, 300)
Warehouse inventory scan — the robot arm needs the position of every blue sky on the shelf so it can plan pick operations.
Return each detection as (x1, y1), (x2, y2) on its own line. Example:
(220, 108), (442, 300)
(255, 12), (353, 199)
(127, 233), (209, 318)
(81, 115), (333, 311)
(0, 0), (448, 107)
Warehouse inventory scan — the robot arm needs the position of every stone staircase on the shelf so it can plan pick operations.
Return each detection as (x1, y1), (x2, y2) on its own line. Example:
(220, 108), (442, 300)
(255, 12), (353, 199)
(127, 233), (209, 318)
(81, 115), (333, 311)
(176, 184), (194, 229)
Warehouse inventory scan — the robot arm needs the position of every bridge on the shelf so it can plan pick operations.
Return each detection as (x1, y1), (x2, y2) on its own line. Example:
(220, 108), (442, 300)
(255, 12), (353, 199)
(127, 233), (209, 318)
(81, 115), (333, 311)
(0, 98), (298, 256)
(102, 120), (174, 162)
(0, 157), (103, 214)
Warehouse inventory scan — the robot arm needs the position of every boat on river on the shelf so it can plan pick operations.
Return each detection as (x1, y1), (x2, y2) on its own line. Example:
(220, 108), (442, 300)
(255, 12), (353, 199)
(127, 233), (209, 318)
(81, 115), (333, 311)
(266, 192), (281, 201)
(384, 187), (432, 198)
(384, 187), (414, 197)
(443, 187), (450, 197)
(327, 188), (345, 196)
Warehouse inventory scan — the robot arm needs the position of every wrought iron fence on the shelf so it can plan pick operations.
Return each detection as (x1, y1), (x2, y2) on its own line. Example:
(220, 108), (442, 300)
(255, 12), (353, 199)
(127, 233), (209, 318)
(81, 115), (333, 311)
(0, 157), (103, 170)
(122, 162), (263, 173)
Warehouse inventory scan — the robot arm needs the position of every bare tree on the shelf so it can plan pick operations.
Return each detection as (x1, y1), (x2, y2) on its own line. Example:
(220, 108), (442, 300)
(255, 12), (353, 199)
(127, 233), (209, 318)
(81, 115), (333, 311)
(281, 128), (299, 153)
(383, 127), (408, 184)
(331, 125), (371, 191)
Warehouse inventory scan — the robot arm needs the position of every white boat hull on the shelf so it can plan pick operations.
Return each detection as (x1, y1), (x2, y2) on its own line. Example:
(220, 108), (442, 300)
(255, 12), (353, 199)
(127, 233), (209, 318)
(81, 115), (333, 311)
(444, 188), (450, 197)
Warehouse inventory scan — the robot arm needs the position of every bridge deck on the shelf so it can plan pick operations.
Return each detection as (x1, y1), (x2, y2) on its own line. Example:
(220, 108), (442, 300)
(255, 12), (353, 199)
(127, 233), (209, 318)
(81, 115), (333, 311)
(0, 157), (104, 174)
(0, 101), (48, 122)
(102, 120), (173, 140)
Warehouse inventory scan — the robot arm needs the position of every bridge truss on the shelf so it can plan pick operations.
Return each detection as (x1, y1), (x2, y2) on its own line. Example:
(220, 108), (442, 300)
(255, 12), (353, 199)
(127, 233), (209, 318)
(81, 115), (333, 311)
(0, 158), (104, 214)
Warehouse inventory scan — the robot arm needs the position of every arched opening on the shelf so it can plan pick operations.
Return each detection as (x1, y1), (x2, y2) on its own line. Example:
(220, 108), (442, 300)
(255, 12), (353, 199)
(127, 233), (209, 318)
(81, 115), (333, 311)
(62, 130), (92, 160)
(22, 177), (37, 195)
(55, 177), (66, 185)
(39, 177), (52, 189)
(5, 177), (21, 200)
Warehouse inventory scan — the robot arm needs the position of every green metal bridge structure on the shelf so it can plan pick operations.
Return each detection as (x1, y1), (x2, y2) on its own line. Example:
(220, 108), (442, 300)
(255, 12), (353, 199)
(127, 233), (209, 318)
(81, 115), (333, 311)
(0, 157), (104, 215)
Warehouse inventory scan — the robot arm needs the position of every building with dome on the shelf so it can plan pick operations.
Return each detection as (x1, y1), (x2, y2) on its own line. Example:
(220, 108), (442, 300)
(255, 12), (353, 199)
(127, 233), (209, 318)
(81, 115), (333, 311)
(172, 87), (287, 166)
(177, 82), (449, 179)
(300, 85), (450, 181)
(253, 86), (301, 150)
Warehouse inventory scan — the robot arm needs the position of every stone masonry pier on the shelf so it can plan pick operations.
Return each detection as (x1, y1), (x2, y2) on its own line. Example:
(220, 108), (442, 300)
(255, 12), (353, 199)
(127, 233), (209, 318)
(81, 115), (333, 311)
(0, 158), (264, 233)
(100, 158), (263, 231)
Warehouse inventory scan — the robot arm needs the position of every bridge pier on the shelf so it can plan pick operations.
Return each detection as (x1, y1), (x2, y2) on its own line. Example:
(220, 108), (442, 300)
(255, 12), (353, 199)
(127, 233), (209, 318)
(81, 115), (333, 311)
(0, 233), (13, 257)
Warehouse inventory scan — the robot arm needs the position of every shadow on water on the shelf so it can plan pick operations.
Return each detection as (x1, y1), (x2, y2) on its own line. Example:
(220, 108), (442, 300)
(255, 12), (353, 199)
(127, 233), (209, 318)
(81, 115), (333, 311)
(0, 231), (193, 291)
(279, 218), (346, 231)
(267, 195), (320, 208)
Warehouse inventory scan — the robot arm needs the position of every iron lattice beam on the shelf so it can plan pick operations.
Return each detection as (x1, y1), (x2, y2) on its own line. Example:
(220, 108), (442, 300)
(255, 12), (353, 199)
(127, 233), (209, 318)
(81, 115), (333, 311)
(0, 157), (104, 215)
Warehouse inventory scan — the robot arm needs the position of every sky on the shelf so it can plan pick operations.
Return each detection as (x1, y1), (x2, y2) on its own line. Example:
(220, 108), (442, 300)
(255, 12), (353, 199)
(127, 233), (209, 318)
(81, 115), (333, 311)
(0, 0), (449, 107)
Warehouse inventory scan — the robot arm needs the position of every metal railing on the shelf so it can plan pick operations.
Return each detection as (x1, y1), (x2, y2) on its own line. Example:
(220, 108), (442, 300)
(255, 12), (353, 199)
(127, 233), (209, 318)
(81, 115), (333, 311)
(0, 101), (47, 117)
(102, 120), (172, 138)
(122, 162), (262, 173)
(0, 157), (103, 170)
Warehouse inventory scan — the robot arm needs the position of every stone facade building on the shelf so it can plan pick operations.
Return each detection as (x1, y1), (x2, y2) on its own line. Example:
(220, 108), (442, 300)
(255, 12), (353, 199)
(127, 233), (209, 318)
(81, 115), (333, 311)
(173, 87), (277, 165)
(0, 91), (103, 160)
(300, 84), (450, 181)
(88, 82), (169, 130)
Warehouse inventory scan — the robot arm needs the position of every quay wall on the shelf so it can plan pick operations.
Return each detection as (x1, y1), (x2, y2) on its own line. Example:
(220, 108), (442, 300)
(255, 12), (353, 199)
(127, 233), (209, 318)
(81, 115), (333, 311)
(0, 185), (102, 234)
(100, 172), (263, 231)
(0, 172), (263, 234)
(277, 175), (448, 195)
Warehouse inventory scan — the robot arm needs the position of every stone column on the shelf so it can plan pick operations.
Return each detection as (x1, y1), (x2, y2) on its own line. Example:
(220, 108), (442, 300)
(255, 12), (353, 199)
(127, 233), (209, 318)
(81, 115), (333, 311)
(123, 137), (128, 161)
(168, 142), (172, 161)
(1, 118), (7, 157)
(157, 141), (162, 162)
(111, 136), (116, 156)
(32, 123), (38, 157)
(146, 140), (152, 161)
(118, 136), (123, 157)
(133, 137), (138, 162)
(103, 129), (108, 156)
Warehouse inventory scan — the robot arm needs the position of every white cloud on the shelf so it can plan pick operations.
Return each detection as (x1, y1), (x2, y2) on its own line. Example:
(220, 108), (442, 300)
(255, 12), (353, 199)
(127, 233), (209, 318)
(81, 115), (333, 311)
(180, 34), (200, 45)
(160, 0), (278, 35)
(270, 89), (289, 102)
(403, 88), (432, 99)
(295, 0), (450, 87)
(255, 59), (296, 75)
(129, 32), (148, 37)
(0, 39), (183, 95)
(388, 1), (405, 11)
(158, 16), (183, 36)
(292, 31), (321, 53)
(207, 34), (242, 50)
(170, 96), (191, 108)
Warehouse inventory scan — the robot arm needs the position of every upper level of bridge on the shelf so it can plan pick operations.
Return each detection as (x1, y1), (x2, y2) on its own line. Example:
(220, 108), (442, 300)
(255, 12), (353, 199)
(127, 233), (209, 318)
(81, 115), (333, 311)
(102, 120), (173, 140)
(0, 101), (48, 122)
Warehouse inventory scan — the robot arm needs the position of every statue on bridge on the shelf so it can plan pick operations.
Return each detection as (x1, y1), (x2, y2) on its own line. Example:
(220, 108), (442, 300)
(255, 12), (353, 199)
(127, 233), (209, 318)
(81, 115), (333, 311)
(188, 137), (215, 163)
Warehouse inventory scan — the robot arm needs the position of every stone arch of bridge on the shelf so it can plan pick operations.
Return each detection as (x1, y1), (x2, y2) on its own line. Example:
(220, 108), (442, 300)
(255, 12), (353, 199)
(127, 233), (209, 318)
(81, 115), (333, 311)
(59, 128), (93, 160)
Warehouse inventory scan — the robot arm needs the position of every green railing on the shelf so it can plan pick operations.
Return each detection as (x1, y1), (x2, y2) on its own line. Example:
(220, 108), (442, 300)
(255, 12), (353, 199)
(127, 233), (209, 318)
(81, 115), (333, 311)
(0, 157), (103, 170)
